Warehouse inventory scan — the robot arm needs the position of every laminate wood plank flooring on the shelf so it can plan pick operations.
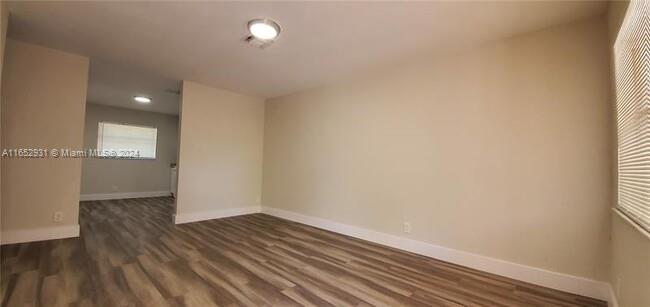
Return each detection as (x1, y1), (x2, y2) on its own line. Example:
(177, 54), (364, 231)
(1, 197), (607, 306)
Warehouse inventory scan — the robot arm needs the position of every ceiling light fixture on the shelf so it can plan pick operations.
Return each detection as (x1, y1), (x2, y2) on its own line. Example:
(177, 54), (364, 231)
(248, 19), (281, 40)
(245, 18), (281, 49)
(133, 96), (152, 103)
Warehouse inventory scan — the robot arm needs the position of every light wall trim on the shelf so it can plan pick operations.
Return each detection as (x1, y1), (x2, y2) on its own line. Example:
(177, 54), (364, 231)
(609, 285), (620, 307)
(261, 206), (615, 304)
(613, 207), (650, 240)
(173, 206), (261, 224)
(80, 191), (171, 201)
(0, 224), (80, 245)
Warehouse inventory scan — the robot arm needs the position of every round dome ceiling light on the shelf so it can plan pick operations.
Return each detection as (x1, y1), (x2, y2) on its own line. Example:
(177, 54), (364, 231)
(248, 19), (281, 41)
(133, 96), (152, 104)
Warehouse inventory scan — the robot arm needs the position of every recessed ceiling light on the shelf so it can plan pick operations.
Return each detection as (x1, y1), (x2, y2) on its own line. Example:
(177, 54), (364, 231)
(248, 19), (281, 40)
(133, 96), (152, 103)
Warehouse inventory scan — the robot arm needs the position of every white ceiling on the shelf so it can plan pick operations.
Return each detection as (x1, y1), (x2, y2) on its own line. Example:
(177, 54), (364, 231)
(87, 60), (181, 115)
(7, 1), (607, 99)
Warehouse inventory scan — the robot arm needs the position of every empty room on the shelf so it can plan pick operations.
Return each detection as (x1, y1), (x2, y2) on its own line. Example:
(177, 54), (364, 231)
(0, 1), (648, 307)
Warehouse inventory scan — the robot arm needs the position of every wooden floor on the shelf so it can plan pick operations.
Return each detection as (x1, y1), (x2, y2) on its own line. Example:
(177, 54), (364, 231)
(1, 197), (607, 307)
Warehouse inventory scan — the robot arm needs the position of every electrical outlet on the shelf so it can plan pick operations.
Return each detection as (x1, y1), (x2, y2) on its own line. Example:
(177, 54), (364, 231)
(403, 222), (412, 233)
(53, 211), (63, 223)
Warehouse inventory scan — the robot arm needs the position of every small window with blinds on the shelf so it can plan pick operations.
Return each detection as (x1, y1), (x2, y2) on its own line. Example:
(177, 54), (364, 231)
(97, 122), (158, 159)
(614, 0), (650, 232)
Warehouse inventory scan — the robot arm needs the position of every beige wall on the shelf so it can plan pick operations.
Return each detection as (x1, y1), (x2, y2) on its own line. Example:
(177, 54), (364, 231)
(1, 39), (88, 231)
(81, 104), (179, 195)
(607, 1), (650, 306)
(0, 0), (9, 235)
(263, 17), (612, 281)
(175, 81), (264, 219)
(610, 213), (650, 307)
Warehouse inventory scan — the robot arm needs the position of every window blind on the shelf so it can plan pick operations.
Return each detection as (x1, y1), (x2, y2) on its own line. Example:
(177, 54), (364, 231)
(97, 122), (158, 159)
(614, 0), (650, 231)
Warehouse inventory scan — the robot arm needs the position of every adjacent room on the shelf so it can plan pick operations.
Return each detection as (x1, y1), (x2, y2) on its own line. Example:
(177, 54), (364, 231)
(0, 1), (648, 307)
(81, 59), (180, 204)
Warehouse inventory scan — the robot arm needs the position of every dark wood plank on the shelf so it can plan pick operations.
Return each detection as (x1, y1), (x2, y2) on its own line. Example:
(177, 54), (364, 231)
(1, 197), (608, 307)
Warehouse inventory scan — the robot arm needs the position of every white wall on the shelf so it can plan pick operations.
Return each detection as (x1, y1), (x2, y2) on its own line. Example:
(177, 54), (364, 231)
(1, 40), (88, 243)
(263, 16), (612, 282)
(81, 104), (179, 198)
(174, 81), (265, 224)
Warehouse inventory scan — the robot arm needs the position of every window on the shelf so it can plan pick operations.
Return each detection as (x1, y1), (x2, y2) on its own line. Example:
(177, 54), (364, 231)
(97, 122), (158, 159)
(614, 0), (650, 232)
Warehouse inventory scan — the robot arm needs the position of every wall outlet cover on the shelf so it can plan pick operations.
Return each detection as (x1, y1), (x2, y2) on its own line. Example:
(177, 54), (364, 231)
(53, 211), (63, 223)
(403, 222), (412, 233)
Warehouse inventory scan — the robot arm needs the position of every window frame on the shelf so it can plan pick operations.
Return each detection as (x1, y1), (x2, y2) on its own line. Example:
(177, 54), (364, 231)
(613, 0), (650, 234)
(96, 121), (159, 160)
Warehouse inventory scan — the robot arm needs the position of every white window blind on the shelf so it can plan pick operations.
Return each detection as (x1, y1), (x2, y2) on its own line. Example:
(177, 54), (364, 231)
(614, 0), (650, 231)
(97, 122), (158, 159)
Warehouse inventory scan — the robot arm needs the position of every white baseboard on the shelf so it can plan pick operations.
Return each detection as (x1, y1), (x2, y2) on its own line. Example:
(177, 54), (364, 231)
(261, 206), (613, 303)
(0, 224), (80, 245)
(174, 206), (261, 224)
(0, 202), (618, 305)
(80, 191), (171, 201)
